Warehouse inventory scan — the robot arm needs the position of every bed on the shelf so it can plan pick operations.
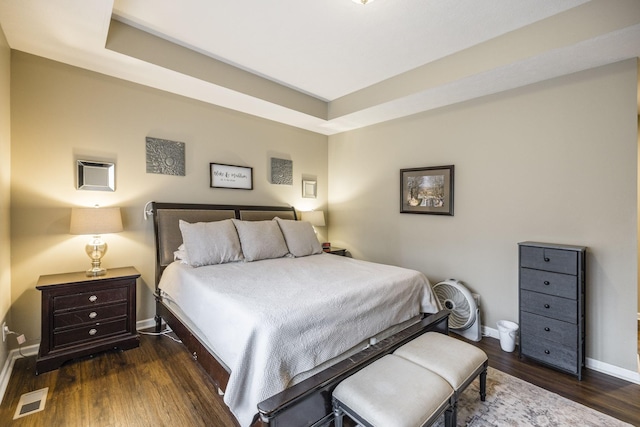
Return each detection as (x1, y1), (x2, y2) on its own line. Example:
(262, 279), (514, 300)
(151, 202), (449, 427)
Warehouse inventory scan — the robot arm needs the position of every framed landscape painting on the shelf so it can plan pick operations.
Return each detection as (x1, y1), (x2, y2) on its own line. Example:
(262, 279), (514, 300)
(400, 165), (454, 215)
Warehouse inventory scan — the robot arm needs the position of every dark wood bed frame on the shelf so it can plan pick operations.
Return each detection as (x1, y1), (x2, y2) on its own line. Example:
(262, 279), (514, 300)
(151, 202), (450, 427)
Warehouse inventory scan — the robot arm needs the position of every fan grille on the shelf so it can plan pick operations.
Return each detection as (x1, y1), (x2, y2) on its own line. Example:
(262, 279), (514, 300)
(433, 282), (475, 330)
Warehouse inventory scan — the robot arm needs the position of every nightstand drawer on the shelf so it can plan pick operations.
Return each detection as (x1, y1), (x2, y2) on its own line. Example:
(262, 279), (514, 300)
(54, 303), (128, 329)
(520, 290), (577, 323)
(520, 268), (577, 299)
(54, 287), (128, 311)
(521, 335), (578, 374)
(520, 246), (578, 275)
(53, 318), (129, 348)
(520, 311), (577, 344)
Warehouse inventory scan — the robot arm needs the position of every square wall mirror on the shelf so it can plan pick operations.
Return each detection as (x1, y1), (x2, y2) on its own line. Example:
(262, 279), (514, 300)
(77, 160), (115, 191)
(302, 180), (317, 198)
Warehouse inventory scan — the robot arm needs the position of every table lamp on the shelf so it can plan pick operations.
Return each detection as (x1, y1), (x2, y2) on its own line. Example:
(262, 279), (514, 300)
(70, 206), (123, 276)
(301, 210), (325, 231)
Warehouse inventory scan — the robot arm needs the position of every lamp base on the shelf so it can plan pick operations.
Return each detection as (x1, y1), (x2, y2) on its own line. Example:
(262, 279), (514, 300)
(85, 237), (108, 277)
(86, 267), (107, 277)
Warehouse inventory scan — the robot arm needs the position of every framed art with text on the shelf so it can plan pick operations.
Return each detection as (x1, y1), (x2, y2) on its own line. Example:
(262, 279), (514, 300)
(210, 163), (253, 190)
(400, 165), (454, 215)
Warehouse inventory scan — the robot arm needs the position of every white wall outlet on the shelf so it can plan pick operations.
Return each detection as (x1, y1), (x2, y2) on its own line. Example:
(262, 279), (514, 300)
(2, 322), (7, 342)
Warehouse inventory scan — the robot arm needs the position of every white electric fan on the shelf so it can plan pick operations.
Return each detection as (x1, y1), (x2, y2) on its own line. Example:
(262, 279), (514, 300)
(433, 279), (482, 341)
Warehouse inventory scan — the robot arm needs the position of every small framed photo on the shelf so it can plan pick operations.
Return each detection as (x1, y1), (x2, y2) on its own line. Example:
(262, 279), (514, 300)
(210, 163), (253, 190)
(400, 165), (454, 215)
(302, 180), (317, 198)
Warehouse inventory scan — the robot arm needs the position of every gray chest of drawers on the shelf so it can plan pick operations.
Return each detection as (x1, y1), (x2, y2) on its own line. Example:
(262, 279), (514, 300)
(518, 242), (586, 380)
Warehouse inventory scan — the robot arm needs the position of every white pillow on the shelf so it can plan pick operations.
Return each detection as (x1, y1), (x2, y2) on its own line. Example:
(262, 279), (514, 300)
(173, 243), (190, 265)
(178, 219), (244, 267)
(232, 219), (289, 261)
(275, 217), (323, 257)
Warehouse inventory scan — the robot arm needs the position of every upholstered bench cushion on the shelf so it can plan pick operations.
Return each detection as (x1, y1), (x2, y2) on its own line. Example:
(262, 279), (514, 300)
(333, 354), (453, 427)
(394, 332), (488, 390)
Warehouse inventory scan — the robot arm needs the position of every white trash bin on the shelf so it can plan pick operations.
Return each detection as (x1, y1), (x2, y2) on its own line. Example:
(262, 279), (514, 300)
(497, 320), (518, 352)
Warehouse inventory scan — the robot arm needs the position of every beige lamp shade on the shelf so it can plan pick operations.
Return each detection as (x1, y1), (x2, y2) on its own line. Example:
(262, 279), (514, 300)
(301, 210), (325, 227)
(70, 207), (123, 235)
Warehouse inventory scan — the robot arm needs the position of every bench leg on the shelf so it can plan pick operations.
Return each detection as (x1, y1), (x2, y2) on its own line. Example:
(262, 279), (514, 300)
(479, 361), (488, 402)
(332, 400), (344, 427)
(444, 396), (457, 427)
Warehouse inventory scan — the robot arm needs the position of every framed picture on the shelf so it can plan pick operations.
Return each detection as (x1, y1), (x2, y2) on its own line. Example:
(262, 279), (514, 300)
(400, 165), (454, 215)
(210, 163), (253, 190)
(302, 180), (317, 198)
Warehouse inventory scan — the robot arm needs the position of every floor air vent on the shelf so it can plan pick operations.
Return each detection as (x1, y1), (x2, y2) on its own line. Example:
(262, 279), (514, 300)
(13, 387), (48, 419)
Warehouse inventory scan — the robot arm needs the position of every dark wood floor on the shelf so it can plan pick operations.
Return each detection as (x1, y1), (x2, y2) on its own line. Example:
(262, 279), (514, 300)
(0, 334), (239, 427)
(1, 332), (639, 426)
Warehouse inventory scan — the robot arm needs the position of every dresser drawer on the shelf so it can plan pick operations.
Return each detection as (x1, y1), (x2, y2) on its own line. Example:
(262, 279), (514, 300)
(53, 318), (129, 348)
(520, 311), (577, 344)
(53, 287), (128, 311)
(520, 268), (577, 299)
(520, 246), (578, 275)
(54, 303), (128, 329)
(521, 335), (578, 374)
(520, 290), (577, 323)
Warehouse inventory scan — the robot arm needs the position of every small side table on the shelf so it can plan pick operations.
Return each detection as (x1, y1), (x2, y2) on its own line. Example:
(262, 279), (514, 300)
(35, 266), (140, 374)
(326, 247), (347, 256)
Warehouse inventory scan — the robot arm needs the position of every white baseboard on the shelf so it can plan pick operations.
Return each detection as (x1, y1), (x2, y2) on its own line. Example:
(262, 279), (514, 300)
(586, 357), (640, 384)
(136, 317), (158, 331)
(0, 343), (38, 405)
(482, 325), (500, 339)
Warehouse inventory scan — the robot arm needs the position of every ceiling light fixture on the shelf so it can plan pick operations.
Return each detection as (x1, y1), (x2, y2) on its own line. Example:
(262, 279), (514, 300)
(352, 0), (375, 4)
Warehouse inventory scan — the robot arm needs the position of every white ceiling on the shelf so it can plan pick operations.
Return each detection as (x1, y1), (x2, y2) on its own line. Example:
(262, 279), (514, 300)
(1, 0), (639, 135)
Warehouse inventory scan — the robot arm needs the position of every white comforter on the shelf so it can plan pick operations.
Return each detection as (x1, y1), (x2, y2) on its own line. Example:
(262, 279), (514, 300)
(159, 253), (439, 426)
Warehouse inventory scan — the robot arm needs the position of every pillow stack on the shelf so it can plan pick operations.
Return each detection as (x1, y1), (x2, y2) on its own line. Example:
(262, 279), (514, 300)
(174, 217), (323, 267)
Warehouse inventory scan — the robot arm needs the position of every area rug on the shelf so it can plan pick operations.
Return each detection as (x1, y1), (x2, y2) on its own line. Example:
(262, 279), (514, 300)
(432, 367), (631, 427)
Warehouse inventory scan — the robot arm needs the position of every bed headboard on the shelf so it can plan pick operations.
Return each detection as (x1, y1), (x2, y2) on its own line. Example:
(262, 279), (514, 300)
(151, 202), (297, 286)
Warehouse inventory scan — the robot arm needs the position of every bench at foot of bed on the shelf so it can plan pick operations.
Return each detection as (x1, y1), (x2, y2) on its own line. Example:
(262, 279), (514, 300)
(332, 332), (488, 427)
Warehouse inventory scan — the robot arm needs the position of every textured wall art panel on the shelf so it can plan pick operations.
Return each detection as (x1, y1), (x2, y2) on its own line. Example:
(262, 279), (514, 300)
(146, 137), (186, 176)
(271, 157), (293, 185)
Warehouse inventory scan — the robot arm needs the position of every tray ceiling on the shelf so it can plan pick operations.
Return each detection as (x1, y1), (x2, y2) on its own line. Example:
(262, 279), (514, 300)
(1, 0), (639, 135)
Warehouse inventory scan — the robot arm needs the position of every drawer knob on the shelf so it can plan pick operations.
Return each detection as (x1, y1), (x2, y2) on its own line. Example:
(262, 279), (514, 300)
(544, 304), (550, 309)
(544, 350), (550, 354)
(88, 295), (98, 302)
(88, 328), (97, 336)
(544, 327), (550, 332)
(89, 311), (98, 319)
(544, 281), (550, 286)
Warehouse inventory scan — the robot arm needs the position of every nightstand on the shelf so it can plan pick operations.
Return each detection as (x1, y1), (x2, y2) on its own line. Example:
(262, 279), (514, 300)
(326, 247), (347, 256)
(35, 266), (140, 374)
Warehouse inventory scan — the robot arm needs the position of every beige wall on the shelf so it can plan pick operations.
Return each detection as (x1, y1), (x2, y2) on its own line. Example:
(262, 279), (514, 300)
(0, 26), (11, 367)
(328, 60), (639, 371)
(10, 52), (328, 346)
